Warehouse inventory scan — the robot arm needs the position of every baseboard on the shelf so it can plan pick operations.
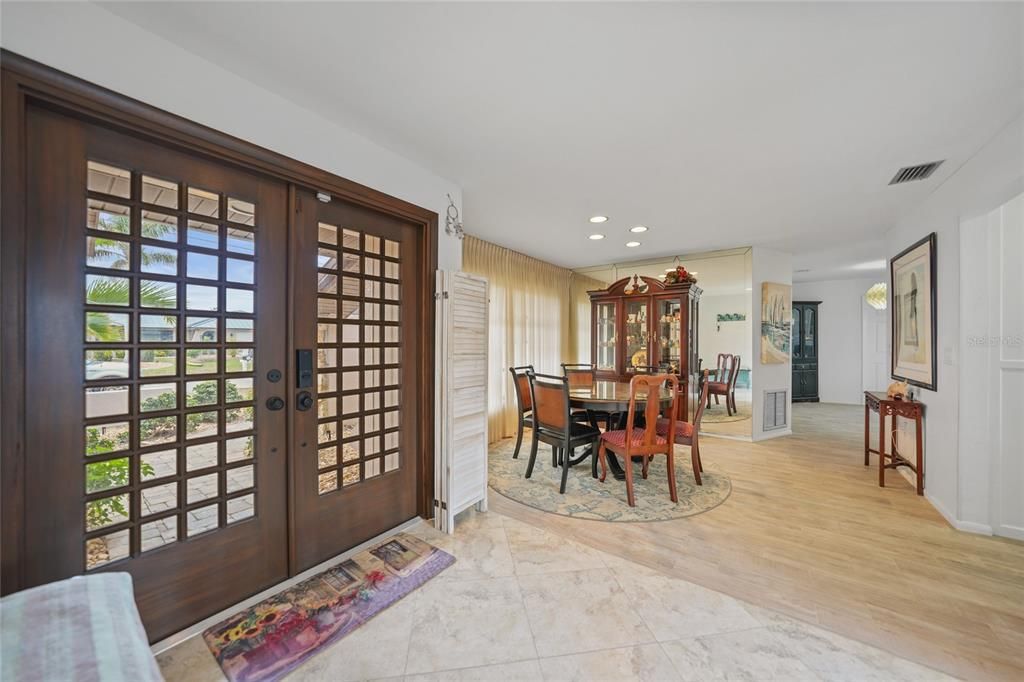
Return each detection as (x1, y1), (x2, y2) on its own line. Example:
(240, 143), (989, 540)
(924, 492), (993, 536)
(150, 515), (424, 654)
(701, 432), (753, 443)
(993, 524), (1024, 542)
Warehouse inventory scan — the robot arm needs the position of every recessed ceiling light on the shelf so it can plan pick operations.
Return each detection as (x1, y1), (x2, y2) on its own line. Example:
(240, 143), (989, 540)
(629, 225), (648, 233)
(589, 215), (608, 224)
(588, 234), (605, 240)
(625, 241), (641, 248)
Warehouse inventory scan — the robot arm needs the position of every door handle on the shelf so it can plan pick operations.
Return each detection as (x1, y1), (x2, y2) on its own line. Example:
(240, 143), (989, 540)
(266, 396), (285, 411)
(296, 349), (313, 388)
(296, 391), (314, 411)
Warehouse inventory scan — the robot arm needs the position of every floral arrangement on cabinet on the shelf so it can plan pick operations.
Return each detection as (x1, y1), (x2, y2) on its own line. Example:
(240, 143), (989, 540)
(663, 265), (697, 284)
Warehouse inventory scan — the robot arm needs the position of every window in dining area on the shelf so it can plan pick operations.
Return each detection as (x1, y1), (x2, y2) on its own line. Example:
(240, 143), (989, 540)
(463, 236), (605, 442)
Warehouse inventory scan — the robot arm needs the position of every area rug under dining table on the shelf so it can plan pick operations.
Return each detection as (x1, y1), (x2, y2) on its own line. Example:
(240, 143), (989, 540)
(488, 437), (732, 522)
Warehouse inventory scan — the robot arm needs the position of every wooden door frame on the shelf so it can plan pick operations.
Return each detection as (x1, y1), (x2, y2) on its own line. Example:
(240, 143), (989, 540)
(1, 50), (438, 595)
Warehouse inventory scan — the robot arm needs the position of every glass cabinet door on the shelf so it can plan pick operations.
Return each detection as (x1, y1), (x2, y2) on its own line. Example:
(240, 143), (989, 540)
(792, 308), (802, 358)
(657, 298), (682, 374)
(624, 299), (650, 371)
(804, 306), (815, 358)
(595, 302), (617, 371)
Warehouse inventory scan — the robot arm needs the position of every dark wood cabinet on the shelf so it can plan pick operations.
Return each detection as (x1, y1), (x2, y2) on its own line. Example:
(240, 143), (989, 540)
(588, 275), (701, 419)
(792, 301), (820, 402)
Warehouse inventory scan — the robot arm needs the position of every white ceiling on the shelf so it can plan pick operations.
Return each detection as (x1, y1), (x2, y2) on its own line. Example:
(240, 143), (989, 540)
(791, 239), (888, 283)
(101, 2), (1022, 270)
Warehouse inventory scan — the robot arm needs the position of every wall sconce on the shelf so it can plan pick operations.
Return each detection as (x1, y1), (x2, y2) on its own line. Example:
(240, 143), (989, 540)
(445, 194), (465, 240)
(865, 282), (887, 310)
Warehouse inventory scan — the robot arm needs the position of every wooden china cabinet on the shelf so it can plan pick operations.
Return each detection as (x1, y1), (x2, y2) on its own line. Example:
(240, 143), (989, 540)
(588, 275), (702, 420)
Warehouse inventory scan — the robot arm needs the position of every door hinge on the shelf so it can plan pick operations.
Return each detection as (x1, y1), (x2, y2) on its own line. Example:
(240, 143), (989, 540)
(433, 499), (447, 510)
(434, 291), (449, 300)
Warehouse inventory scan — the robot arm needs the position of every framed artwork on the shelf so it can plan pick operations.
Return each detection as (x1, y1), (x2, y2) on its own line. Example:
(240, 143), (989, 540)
(890, 233), (937, 390)
(760, 282), (792, 364)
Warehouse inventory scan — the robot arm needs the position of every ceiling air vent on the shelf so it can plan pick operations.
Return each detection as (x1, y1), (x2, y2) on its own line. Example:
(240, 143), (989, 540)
(889, 161), (944, 186)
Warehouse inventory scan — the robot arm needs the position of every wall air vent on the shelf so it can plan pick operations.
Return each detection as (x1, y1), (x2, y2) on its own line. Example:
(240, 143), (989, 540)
(889, 161), (944, 186)
(763, 390), (788, 431)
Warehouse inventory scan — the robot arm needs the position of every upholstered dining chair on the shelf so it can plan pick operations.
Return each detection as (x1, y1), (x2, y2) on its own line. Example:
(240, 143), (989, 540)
(526, 371), (602, 493)
(655, 370), (709, 485)
(597, 374), (679, 507)
(707, 354), (741, 416)
(509, 365), (534, 459)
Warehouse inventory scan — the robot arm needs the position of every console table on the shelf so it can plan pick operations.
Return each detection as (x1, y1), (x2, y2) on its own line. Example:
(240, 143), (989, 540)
(864, 391), (924, 495)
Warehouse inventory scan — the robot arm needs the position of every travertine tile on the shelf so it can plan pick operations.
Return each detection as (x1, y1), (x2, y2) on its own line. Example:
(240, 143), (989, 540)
(661, 628), (819, 681)
(517, 568), (655, 657)
(438, 526), (516, 582)
(404, 576), (537, 674)
(613, 567), (761, 641)
(538, 643), (680, 682)
(156, 635), (225, 682)
(504, 518), (608, 575)
(760, 614), (955, 682)
(405, 659), (543, 682)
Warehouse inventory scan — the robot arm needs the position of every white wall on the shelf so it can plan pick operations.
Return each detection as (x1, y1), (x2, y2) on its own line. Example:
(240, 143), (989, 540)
(751, 247), (793, 440)
(885, 114), (1024, 534)
(0, 1), (464, 271)
(959, 193), (1024, 540)
(793, 278), (881, 404)
(699, 293), (753, 372)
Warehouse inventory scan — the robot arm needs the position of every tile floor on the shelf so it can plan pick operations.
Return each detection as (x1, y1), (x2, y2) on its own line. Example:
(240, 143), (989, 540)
(157, 509), (954, 681)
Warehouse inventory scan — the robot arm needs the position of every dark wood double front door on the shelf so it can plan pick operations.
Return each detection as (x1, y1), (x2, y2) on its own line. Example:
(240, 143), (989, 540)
(6, 94), (426, 641)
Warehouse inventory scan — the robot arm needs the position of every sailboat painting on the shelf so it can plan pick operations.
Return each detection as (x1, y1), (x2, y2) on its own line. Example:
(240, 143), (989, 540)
(760, 282), (792, 364)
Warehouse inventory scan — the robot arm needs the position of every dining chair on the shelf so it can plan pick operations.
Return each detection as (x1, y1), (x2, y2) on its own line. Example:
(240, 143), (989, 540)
(509, 365), (534, 459)
(561, 362), (615, 430)
(597, 374), (679, 507)
(655, 370), (709, 485)
(561, 363), (594, 423)
(526, 371), (602, 493)
(707, 354), (740, 416)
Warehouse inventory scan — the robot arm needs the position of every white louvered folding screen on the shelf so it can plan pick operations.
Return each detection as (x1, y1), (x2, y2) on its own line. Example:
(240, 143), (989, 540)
(434, 271), (489, 533)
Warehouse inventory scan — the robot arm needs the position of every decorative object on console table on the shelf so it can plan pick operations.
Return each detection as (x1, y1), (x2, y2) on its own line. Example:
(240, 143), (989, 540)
(792, 300), (820, 402)
(760, 282), (792, 364)
(863, 391), (925, 495)
(588, 274), (701, 420)
(890, 233), (937, 391)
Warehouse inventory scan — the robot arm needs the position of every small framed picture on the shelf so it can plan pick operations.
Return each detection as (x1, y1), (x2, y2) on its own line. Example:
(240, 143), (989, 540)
(890, 233), (937, 391)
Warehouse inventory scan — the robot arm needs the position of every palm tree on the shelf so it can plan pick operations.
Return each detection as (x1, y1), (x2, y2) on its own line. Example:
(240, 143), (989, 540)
(87, 214), (180, 342)
(86, 279), (177, 342)
(89, 215), (177, 270)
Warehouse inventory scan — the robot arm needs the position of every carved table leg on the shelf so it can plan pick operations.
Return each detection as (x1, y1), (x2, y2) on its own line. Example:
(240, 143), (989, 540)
(915, 415), (924, 496)
(864, 402), (870, 466)
(878, 410), (886, 487)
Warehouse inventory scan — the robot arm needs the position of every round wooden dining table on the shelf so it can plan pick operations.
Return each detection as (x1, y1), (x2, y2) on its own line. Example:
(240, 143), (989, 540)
(568, 379), (675, 413)
(568, 379), (675, 480)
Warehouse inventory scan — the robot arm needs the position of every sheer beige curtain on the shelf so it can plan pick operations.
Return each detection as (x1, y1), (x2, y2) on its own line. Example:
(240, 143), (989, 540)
(569, 272), (609, 364)
(464, 236), (574, 442)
